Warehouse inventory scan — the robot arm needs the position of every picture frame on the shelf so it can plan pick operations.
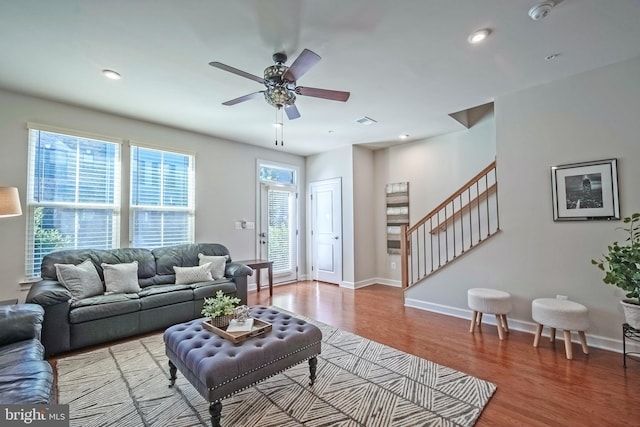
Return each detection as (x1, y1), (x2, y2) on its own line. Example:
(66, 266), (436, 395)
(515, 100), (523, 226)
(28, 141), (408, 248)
(550, 158), (620, 221)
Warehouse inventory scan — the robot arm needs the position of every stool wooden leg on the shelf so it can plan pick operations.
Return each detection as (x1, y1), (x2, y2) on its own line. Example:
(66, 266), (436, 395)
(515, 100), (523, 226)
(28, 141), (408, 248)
(501, 315), (509, 333)
(477, 312), (483, 325)
(550, 328), (556, 343)
(496, 316), (505, 340)
(533, 324), (543, 347)
(578, 331), (589, 354)
(469, 311), (478, 333)
(563, 330), (573, 359)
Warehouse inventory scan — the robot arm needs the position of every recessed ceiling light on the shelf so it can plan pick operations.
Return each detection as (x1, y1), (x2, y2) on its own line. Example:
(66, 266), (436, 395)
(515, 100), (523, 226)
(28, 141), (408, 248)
(399, 134), (409, 139)
(273, 122), (283, 128)
(468, 29), (491, 44)
(102, 69), (121, 80)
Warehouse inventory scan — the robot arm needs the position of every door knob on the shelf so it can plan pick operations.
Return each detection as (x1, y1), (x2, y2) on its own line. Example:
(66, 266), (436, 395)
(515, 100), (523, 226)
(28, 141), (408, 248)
(333, 236), (339, 240)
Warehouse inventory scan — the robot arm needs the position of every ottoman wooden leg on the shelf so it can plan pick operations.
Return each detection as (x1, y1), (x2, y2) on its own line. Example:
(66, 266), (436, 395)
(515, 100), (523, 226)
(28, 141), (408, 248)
(579, 331), (589, 354)
(469, 311), (478, 333)
(533, 324), (543, 347)
(309, 356), (318, 386)
(478, 312), (483, 325)
(168, 360), (177, 387)
(563, 330), (573, 360)
(210, 401), (222, 427)
(550, 328), (556, 343)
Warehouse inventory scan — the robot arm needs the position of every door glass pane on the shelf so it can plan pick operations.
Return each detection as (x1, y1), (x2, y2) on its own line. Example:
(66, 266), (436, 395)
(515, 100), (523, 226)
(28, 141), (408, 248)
(267, 189), (291, 272)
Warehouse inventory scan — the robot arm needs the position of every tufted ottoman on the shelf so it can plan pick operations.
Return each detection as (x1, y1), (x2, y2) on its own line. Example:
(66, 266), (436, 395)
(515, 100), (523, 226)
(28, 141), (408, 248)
(164, 306), (322, 427)
(532, 298), (589, 360)
(467, 288), (513, 340)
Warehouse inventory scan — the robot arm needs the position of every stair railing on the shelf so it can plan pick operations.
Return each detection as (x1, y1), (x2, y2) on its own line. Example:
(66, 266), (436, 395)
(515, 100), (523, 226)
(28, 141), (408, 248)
(401, 161), (499, 288)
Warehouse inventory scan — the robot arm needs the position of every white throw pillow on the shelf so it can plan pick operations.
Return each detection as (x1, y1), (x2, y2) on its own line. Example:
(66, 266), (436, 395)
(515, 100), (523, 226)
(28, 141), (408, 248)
(55, 259), (103, 300)
(174, 263), (213, 285)
(101, 261), (141, 294)
(197, 253), (228, 280)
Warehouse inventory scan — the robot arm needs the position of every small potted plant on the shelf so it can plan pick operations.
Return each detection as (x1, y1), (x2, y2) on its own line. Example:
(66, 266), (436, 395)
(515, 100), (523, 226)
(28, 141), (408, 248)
(592, 212), (640, 329)
(201, 290), (241, 328)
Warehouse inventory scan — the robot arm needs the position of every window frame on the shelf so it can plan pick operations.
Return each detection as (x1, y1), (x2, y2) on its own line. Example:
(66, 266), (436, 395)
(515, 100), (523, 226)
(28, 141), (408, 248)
(129, 143), (195, 249)
(25, 124), (122, 279)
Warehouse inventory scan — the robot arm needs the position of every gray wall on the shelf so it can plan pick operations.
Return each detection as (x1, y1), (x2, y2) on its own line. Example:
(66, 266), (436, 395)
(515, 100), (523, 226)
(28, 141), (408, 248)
(374, 114), (496, 283)
(405, 56), (640, 348)
(0, 89), (305, 302)
(306, 145), (355, 285)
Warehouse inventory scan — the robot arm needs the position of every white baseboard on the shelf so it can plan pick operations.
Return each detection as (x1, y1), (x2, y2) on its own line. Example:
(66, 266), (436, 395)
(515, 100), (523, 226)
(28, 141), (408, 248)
(339, 278), (402, 289)
(404, 298), (640, 355)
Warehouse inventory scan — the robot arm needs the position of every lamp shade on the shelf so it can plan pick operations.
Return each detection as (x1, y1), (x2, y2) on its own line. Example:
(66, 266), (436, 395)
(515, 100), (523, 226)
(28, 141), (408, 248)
(0, 187), (22, 218)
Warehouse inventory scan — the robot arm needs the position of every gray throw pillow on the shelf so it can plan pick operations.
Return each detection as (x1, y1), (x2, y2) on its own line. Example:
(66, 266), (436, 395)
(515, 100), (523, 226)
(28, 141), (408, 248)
(55, 259), (103, 300)
(174, 263), (213, 285)
(101, 261), (141, 294)
(198, 253), (228, 280)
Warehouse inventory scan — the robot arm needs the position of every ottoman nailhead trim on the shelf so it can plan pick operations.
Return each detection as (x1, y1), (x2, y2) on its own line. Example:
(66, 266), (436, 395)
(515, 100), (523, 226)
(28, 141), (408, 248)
(210, 340), (321, 389)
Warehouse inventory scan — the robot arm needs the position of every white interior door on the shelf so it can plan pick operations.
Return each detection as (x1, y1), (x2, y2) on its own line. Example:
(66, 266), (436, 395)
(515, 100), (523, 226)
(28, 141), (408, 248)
(310, 178), (342, 284)
(259, 184), (298, 283)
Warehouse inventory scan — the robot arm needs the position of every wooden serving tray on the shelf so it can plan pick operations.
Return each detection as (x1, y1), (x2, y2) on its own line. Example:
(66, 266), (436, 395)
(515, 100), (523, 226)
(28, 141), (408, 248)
(202, 318), (272, 343)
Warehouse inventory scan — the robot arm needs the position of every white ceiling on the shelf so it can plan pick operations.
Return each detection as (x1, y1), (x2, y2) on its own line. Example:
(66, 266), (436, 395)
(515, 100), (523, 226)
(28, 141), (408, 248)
(1, 0), (640, 156)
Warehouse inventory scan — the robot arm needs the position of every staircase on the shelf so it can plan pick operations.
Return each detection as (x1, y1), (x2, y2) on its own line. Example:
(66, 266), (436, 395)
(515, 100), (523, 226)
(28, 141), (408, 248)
(401, 161), (499, 288)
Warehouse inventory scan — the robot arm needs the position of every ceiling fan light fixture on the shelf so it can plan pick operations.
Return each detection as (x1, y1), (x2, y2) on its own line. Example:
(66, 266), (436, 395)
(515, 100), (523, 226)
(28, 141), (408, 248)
(264, 86), (296, 107)
(468, 29), (491, 44)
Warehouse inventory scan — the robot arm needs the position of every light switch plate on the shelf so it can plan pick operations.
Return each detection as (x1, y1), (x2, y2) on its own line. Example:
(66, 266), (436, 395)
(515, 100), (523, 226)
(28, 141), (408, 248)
(246, 222), (255, 229)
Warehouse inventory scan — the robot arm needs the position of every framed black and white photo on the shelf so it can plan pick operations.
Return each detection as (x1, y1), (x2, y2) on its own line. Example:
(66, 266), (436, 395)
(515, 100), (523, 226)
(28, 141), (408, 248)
(550, 158), (620, 221)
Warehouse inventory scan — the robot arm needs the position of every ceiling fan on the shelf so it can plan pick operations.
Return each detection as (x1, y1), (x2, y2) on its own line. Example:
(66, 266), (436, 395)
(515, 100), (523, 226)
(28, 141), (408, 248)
(209, 49), (350, 120)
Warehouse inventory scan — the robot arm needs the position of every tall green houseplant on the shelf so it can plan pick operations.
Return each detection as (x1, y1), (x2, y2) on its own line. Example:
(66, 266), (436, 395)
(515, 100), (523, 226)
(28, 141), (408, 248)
(592, 212), (640, 328)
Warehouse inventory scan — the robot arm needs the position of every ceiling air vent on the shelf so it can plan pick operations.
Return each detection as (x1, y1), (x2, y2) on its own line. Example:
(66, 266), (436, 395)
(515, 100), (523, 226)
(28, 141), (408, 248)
(356, 116), (377, 126)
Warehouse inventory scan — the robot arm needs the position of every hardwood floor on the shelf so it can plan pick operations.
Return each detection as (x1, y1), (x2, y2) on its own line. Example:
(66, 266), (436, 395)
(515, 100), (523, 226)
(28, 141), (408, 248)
(250, 281), (640, 426)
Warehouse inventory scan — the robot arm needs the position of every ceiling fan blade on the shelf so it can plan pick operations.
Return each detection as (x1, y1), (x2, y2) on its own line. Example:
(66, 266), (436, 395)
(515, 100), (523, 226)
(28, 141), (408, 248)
(283, 49), (321, 82)
(296, 86), (350, 102)
(222, 91), (264, 106)
(284, 104), (301, 120)
(209, 62), (265, 84)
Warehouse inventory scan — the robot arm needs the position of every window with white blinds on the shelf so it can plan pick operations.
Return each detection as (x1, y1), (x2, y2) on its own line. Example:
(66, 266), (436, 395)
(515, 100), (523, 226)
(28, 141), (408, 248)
(267, 189), (292, 272)
(26, 128), (121, 278)
(130, 145), (194, 249)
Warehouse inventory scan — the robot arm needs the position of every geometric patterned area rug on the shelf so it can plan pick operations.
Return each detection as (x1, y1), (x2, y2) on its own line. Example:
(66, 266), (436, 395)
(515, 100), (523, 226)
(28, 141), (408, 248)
(57, 311), (496, 426)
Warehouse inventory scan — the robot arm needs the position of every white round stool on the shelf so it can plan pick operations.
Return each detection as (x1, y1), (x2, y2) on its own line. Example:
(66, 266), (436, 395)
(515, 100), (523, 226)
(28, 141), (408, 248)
(467, 288), (512, 340)
(531, 298), (589, 360)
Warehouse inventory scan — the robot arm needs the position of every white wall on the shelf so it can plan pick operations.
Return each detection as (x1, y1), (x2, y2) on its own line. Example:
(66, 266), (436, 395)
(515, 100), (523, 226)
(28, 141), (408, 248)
(405, 56), (640, 347)
(374, 114), (496, 283)
(0, 89), (305, 302)
(306, 145), (355, 285)
(352, 145), (376, 285)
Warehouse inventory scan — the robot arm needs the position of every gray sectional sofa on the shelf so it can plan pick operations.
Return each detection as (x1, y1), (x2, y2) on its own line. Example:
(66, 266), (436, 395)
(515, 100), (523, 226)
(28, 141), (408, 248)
(0, 304), (53, 403)
(26, 243), (252, 357)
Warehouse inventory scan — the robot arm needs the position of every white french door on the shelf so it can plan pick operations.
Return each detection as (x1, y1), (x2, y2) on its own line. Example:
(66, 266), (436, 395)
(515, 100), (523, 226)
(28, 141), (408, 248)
(259, 184), (298, 283)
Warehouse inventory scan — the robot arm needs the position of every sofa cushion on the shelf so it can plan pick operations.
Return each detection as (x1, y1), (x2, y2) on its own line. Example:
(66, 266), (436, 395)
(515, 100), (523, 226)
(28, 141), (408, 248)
(192, 280), (237, 300)
(55, 259), (104, 300)
(198, 253), (228, 279)
(69, 296), (141, 324)
(0, 339), (45, 368)
(92, 248), (156, 281)
(139, 289), (193, 310)
(102, 261), (141, 293)
(150, 243), (232, 286)
(174, 263), (213, 285)
(0, 304), (44, 346)
(0, 361), (53, 404)
(137, 284), (191, 297)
